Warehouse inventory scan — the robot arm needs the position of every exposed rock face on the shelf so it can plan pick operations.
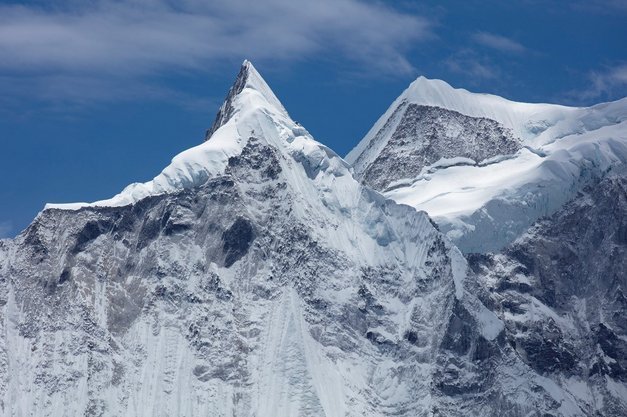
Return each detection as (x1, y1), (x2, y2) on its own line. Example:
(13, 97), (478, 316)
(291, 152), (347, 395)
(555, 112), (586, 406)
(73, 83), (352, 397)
(355, 104), (521, 190)
(467, 174), (627, 416)
(204, 62), (250, 141)
(346, 76), (627, 415)
(0, 134), (460, 415)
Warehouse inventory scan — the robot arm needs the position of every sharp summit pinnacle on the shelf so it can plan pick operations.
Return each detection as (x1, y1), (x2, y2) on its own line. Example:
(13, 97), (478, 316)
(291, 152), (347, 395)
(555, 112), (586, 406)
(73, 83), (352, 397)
(205, 60), (286, 142)
(205, 60), (252, 141)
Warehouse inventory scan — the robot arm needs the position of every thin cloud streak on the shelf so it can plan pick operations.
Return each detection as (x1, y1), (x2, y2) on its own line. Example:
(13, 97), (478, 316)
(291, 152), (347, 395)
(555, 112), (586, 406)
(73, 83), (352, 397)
(571, 0), (627, 14)
(472, 31), (526, 54)
(445, 49), (498, 82)
(0, 0), (432, 107)
(584, 63), (627, 100)
(559, 63), (627, 105)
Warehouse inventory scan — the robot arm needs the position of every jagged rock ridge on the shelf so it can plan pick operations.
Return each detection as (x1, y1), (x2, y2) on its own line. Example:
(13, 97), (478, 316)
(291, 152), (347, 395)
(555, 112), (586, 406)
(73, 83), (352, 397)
(347, 74), (627, 416)
(204, 61), (250, 141)
(0, 61), (491, 417)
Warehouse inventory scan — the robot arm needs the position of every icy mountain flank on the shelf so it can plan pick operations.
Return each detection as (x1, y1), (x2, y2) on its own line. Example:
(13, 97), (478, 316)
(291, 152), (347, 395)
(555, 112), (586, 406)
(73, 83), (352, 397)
(467, 174), (627, 416)
(1, 61), (514, 417)
(347, 76), (627, 253)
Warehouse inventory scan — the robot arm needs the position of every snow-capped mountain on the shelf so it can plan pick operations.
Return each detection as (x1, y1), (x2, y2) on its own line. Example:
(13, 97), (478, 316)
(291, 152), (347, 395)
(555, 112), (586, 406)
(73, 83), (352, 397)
(0, 61), (486, 417)
(1, 61), (626, 417)
(347, 77), (627, 253)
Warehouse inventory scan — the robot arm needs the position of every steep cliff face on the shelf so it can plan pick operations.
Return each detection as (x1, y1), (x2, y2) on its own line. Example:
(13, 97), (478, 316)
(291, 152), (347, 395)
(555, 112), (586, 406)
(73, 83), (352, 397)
(352, 103), (521, 191)
(344, 74), (627, 416)
(467, 173), (627, 417)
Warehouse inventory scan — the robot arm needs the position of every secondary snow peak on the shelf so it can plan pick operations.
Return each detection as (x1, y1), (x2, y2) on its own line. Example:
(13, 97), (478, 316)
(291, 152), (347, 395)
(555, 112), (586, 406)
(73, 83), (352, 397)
(347, 72), (627, 253)
(205, 60), (287, 141)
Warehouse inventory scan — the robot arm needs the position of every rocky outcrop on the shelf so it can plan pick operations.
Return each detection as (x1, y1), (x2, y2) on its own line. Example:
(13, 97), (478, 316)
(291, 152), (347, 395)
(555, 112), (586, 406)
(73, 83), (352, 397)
(467, 174), (627, 416)
(356, 104), (521, 190)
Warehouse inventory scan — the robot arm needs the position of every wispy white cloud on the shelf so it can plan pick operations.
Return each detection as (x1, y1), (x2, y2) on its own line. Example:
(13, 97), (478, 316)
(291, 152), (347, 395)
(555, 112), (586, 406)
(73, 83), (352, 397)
(445, 49), (498, 81)
(572, 0), (627, 14)
(472, 31), (526, 54)
(581, 63), (627, 100)
(0, 0), (431, 107)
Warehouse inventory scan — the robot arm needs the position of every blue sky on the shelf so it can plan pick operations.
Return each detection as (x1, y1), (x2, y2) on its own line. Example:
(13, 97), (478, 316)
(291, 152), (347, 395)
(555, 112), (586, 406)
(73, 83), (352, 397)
(1, 0), (626, 237)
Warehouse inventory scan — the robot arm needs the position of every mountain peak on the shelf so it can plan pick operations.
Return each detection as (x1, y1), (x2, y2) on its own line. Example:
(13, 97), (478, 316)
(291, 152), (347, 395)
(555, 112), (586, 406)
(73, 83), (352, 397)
(353, 74), (576, 147)
(45, 59), (332, 211)
(205, 60), (286, 141)
(402, 75), (501, 110)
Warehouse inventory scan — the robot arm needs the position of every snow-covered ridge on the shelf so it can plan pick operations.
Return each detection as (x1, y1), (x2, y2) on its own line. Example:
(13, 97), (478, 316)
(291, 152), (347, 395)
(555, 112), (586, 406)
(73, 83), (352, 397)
(399, 76), (578, 137)
(347, 77), (575, 169)
(45, 61), (344, 211)
(7, 63), (627, 417)
(347, 75), (627, 252)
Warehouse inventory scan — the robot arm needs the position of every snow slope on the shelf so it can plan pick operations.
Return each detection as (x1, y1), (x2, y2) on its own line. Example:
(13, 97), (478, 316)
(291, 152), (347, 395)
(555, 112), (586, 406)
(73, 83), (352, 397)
(347, 76), (627, 252)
